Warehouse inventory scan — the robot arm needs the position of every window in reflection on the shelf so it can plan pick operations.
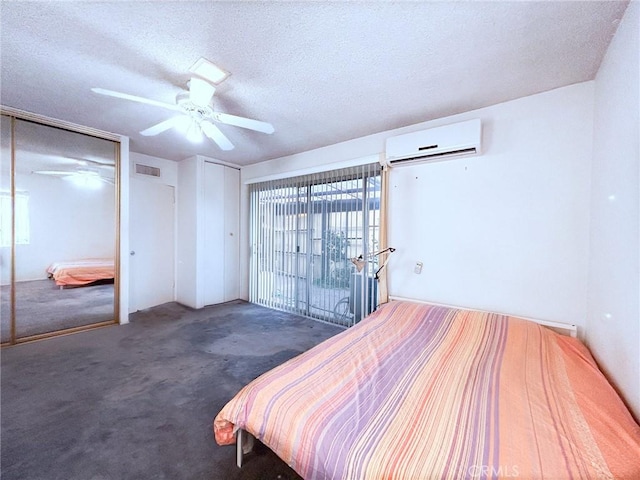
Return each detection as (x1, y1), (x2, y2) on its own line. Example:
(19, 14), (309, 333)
(0, 192), (30, 247)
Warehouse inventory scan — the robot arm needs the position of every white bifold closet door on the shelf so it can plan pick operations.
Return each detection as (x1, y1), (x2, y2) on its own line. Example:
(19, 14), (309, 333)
(176, 158), (240, 309)
(202, 162), (239, 306)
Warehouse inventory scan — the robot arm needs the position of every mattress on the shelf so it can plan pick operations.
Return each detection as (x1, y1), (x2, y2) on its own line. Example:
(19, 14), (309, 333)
(214, 301), (640, 479)
(47, 258), (115, 286)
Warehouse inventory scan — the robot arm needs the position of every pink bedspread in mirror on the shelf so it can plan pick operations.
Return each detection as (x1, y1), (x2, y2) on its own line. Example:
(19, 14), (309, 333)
(47, 258), (114, 286)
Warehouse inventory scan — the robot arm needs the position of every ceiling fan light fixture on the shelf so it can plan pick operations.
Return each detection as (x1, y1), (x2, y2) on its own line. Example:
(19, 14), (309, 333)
(189, 57), (230, 85)
(93, 64), (272, 151)
(64, 171), (103, 190)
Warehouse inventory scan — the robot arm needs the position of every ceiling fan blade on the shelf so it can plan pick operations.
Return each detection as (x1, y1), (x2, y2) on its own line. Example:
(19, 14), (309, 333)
(76, 157), (115, 168)
(92, 88), (181, 111)
(32, 170), (72, 176)
(83, 159), (115, 168)
(55, 156), (116, 168)
(189, 77), (216, 107)
(200, 121), (234, 151)
(140, 116), (188, 136)
(212, 112), (275, 134)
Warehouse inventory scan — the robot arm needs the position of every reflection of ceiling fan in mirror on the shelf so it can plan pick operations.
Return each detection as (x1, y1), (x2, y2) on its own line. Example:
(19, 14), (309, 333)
(91, 62), (274, 151)
(32, 157), (115, 187)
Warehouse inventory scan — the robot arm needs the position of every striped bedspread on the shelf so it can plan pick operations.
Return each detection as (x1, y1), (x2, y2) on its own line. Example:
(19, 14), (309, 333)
(214, 301), (640, 479)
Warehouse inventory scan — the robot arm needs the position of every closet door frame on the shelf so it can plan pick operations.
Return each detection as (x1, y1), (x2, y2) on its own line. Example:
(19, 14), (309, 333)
(0, 105), (127, 345)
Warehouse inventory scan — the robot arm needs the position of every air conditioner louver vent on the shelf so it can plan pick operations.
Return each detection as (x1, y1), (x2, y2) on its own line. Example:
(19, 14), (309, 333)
(135, 163), (161, 177)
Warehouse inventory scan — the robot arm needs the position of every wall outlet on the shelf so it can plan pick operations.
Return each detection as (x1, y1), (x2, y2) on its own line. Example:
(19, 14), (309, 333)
(414, 262), (423, 274)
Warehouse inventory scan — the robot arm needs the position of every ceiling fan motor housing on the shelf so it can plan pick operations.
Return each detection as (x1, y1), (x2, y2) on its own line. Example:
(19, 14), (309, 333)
(176, 92), (213, 121)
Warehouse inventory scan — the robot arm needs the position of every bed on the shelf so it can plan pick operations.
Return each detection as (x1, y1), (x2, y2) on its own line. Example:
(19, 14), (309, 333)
(46, 258), (115, 287)
(214, 300), (640, 479)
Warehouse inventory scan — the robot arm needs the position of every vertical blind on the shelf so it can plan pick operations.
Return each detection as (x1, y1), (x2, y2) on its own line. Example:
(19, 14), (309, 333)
(249, 163), (382, 327)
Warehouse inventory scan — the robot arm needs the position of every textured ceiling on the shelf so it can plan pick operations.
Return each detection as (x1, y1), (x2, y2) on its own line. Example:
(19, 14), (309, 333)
(0, 1), (628, 166)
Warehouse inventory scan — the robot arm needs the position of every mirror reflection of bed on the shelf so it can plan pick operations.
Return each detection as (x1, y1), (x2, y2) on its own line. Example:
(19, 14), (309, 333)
(0, 116), (118, 343)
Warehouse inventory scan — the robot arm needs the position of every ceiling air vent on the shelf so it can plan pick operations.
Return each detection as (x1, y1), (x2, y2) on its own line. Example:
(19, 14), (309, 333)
(135, 163), (161, 177)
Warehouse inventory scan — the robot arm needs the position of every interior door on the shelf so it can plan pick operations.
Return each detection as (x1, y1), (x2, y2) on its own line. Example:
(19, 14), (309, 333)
(129, 177), (175, 311)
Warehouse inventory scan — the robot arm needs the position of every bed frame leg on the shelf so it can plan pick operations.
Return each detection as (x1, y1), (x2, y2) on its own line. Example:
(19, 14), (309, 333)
(236, 429), (255, 468)
(236, 429), (244, 468)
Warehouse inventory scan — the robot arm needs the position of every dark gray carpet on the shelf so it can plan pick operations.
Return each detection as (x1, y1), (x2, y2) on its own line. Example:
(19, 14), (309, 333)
(1, 300), (344, 480)
(1, 279), (115, 342)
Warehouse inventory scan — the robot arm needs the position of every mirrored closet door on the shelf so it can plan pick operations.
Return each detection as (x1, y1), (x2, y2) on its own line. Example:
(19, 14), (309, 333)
(1, 112), (120, 345)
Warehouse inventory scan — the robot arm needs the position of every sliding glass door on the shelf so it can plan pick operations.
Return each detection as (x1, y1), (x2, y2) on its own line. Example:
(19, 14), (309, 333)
(249, 164), (381, 326)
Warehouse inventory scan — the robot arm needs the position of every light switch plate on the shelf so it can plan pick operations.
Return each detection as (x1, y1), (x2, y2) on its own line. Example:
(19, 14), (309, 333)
(414, 262), (423, 274)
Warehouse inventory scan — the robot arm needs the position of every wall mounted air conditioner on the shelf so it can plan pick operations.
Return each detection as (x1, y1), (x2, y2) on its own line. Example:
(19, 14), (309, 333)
(383, 118), (482, 167)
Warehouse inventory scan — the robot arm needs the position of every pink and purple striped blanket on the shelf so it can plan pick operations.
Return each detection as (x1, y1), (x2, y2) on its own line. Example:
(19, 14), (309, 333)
(214, 301), (640, 479)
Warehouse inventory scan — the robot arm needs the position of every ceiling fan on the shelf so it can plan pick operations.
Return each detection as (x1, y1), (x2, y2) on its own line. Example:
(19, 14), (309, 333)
(32, 157), (115, 186)
(91, 77), (274, 151)
(32, 169), (114, 185)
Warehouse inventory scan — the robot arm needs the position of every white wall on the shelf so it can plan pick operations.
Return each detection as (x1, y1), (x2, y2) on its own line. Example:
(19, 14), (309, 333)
(130, 151), (178, 187)
(389, 84), (594, 330)
(176, 156), (200, 308)
(1, 172), (116, 284)
(242, 82), (594, 332)
(587, 1), (639, 420)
